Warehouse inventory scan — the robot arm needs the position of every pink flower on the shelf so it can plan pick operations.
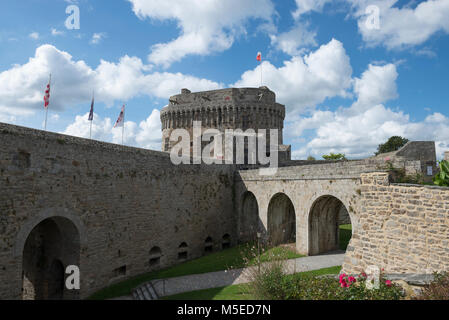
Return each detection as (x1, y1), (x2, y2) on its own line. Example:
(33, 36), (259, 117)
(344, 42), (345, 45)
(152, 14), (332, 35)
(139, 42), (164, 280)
(348, 276), (356, 283)
(385, 280), (392, 287)
(340, 280), (349, 288)
(361, 272), (367, 278)
(339, 274), (347, 283)
(384, 157), (391, 161)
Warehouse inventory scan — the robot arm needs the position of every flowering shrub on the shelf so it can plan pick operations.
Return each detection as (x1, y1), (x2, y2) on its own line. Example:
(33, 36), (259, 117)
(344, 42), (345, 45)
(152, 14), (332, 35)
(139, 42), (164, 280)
(246, 269), (404, 300)
(336, 272), (403, 300)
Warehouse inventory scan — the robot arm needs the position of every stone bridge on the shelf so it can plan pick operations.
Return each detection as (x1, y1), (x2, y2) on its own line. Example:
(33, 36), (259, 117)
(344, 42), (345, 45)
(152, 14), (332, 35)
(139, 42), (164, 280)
(235, 164), (362, 256)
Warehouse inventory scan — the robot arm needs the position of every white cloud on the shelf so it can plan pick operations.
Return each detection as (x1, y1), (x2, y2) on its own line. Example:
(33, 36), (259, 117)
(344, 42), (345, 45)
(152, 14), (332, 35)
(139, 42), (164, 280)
(0, 44), (222, 118)
(62, 110), (162, 150)
(51, 28), (64, 36)
(234, 39), (353, 113)
(90, 33), (106, 44)
(348, 0), (449, 49)
(63, 112), (114, 141)
(351, 63), (398, 112)
(293, 0), (332, 18)
(288, 63), (449, 160)
(29, 32), (39, 40)
(269, 22), (317, 56)
(135, 109), (162, 150)
(128, 0), (275, 67)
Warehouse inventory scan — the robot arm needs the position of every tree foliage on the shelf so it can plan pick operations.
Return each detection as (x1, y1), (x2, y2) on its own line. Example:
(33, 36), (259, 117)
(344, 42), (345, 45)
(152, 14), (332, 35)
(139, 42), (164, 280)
(322, 153), (346, 160)
(375, 136), (409, 155)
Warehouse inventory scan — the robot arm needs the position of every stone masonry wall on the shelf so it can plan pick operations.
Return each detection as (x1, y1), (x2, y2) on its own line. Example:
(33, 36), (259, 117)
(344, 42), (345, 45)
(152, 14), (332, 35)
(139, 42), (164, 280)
(343, 172), (449, 275)
(0, 123), (236, 299)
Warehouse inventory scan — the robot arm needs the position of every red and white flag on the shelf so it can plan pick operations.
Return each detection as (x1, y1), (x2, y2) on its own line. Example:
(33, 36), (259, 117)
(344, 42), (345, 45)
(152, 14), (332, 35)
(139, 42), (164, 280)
(256, 52), (262, 62)
(114, 105), (125, 128)
(43, 78), (51, 108)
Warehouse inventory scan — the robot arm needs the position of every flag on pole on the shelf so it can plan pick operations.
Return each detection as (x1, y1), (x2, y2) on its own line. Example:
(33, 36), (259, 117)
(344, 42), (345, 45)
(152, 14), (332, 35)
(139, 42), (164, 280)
(256, 52), (262, 62)
(44, 78), (51, 108)
(114, 105), (125, 128)
(88, 95), (94, 121)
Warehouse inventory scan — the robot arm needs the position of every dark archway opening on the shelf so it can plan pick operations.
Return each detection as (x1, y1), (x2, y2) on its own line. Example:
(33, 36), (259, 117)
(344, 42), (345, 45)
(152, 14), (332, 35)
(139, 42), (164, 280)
(22, 217), (80, 300)
(308, 196), (352, 256)
(222, 234), (231, 249)
(240, 192), (259, 242)
(204, 237), (213, 254)
(149, 246), (162, 268)
(267, 193), (296, 246)
(178, 242), (188, 261)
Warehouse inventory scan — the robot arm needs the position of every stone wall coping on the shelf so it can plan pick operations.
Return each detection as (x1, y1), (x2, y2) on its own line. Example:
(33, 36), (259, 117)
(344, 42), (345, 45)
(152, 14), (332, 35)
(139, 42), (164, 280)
(0, 122), (169, 158)
(235, 175), (363, 182)
(391, 183), (449, 190)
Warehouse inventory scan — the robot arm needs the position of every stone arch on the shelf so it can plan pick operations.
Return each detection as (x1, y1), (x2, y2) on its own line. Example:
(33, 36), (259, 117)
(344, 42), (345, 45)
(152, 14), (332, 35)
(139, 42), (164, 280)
(14, 209), (86, 258)
(267, 193), (296, 246)
(240, 191), (259, 242)
(308, 195), (352, 256)
(21, 216), (80, 300)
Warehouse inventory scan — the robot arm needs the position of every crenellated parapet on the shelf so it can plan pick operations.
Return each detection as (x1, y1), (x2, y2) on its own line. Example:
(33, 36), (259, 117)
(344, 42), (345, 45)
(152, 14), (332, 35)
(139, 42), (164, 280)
(160, 87), (285, 131)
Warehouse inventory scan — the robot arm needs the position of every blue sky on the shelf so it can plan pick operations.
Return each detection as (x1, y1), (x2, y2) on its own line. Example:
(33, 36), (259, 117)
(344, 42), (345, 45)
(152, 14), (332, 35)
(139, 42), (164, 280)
(0, 0), (448, 158)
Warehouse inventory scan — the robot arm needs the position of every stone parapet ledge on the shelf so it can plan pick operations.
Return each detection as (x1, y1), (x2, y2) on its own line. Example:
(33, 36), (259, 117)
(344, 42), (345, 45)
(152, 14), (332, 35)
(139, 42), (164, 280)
(360, 172), (389, 186)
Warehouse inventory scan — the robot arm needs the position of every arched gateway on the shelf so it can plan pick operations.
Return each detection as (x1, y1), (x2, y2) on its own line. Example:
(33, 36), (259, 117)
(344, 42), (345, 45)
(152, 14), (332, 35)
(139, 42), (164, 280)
(21, 217), (80, 300)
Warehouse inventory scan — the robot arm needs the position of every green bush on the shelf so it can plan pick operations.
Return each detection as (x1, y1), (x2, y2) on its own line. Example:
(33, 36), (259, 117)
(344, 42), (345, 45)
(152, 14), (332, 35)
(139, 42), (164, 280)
(434, 160), (449, 187)
(241, 245), (291, 300)
(246, 270), (404, 300)
(322, 153), (346, 160)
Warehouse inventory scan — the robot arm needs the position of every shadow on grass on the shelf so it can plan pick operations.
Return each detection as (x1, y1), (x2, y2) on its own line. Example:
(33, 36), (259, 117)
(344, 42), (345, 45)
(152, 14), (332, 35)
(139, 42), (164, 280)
(88, 243), (304, 300)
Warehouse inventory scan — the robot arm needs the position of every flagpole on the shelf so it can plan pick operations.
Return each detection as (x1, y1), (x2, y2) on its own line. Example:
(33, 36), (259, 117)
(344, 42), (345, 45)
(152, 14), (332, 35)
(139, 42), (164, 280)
(89, 119), (93, 139)
(89, 90), (94, 139)
(122, 105), (125, 146)
(44, 74), (51, 131)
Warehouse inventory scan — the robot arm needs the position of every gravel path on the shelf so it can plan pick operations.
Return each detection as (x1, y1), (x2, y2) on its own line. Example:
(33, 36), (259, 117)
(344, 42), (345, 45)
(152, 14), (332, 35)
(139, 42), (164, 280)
(149, 251), (345, 298)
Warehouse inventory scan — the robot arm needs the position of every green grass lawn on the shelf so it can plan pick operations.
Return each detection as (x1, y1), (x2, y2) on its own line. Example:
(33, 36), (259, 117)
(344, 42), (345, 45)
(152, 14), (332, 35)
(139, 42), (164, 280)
(88, 243), (303, 300)
(161, 266), (342, 300)
(339, 224), (352, 251)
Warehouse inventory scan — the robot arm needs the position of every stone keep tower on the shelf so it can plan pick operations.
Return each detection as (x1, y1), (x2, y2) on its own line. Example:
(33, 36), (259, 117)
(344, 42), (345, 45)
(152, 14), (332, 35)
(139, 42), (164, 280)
(160, 87), (291, 163)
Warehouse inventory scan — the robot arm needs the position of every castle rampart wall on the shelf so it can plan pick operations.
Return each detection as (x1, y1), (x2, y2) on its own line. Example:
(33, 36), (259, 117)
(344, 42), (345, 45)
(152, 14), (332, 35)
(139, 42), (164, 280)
(0, 123), (236, 299)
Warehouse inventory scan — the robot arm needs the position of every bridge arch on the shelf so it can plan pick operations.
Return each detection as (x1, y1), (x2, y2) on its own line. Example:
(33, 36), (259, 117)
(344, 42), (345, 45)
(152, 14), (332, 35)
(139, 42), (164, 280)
(307, 195), (353, 256)
(267, 193), (296, 246)
(239, 191), (259, 241)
